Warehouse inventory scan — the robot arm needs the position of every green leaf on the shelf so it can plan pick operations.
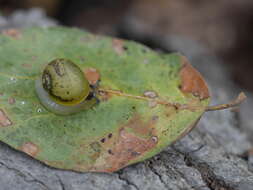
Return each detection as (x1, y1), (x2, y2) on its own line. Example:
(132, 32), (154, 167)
(0, 27), (210, 172)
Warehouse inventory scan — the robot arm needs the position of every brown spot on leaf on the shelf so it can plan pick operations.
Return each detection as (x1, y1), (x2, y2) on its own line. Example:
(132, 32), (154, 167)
(100, 138), (106, 143)
(21, 142), (39, 157)
(108, 133), (113, 139)
(125, 115), (158, 136)
(112, 39), (125, 55)
(179, 56), (209, 100)
(2, 29), (21, 39)
(92, 115), (159, 172)
(0, 109), (12, 127)
(84, 68), (100, 85)
(105, 128), (158, 172)
(8, 97), (15, 105)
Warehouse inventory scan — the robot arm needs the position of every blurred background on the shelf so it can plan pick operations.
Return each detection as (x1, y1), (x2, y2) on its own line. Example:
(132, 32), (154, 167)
(0, 0), (253, 93)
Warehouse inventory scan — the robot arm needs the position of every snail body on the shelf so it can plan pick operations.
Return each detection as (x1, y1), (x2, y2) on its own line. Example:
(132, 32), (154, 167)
(35, 59), (98, 115)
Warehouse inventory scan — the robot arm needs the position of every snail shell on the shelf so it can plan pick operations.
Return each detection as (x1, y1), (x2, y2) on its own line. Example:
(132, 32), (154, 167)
(35, 58), (98, 115)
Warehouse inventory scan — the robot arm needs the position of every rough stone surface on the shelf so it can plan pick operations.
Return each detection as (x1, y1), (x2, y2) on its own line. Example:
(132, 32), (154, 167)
(0, 9), (252, 190)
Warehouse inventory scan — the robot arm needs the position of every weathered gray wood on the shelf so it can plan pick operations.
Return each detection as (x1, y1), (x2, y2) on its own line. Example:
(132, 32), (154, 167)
(0, 8), (252, 190)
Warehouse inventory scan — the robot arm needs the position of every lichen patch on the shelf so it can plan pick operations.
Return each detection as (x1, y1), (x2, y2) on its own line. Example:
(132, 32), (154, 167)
(0, 109), (12, 127)
(144, 91), (158, 98)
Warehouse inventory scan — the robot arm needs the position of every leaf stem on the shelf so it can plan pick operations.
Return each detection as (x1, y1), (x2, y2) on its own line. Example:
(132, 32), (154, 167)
(205, 92), (247, 111)
(98, 88), (246, 112)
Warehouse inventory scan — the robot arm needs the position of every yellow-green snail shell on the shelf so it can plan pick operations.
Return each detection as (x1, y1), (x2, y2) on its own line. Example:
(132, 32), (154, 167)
(35, 58), (98, 115)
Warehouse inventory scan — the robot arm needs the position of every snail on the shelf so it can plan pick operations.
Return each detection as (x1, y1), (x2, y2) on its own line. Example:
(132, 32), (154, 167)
(35, 58), (98, 115)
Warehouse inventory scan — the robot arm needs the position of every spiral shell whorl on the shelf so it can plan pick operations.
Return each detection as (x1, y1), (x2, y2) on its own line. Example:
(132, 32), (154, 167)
(42, 59), (90, 105)
(36, 58), (98, 115)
